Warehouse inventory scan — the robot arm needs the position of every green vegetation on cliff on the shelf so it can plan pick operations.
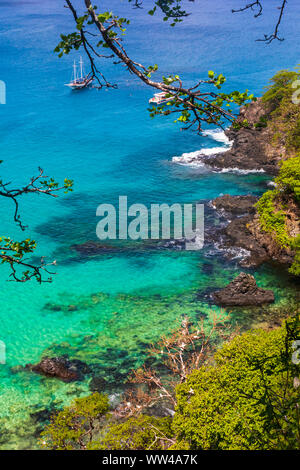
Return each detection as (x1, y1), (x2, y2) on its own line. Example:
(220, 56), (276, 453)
(254, 70), (300, 275)
(173, 316), (300, 450)
(262, 69), (300, 153)
(89, 415), (173, 450)
(256, 156), (300, 275)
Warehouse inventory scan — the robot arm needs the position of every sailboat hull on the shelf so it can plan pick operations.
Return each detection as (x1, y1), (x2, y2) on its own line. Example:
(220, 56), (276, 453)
(65, 77), (93, 90)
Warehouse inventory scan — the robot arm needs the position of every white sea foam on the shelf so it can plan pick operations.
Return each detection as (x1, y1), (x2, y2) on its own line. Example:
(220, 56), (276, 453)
(206, 242), (251, 261)
(172, 129), (232, 167)
(218, 167), (265, 174)
(202, 128), (233, 146)
(172, 128), (266, 174)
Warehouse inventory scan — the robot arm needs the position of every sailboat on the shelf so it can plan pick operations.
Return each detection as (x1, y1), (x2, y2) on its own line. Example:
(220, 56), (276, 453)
(65, 57), (93, 90)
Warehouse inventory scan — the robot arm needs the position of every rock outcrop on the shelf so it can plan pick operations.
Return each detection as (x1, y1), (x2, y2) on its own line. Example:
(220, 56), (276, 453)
(212, 194), (258, 216)
(26, 356), (90, 382)
(205, 99), (285, 175)
(212, 272), (275, 306)
(210, 194), (297, 269)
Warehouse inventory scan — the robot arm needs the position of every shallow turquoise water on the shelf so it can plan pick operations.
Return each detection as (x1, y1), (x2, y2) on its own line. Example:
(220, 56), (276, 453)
(0, 0), (300, 449)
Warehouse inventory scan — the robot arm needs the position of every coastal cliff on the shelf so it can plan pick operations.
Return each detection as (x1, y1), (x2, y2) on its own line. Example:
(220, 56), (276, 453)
(209, 70), (300, 275)
(206, 99), (280, 174)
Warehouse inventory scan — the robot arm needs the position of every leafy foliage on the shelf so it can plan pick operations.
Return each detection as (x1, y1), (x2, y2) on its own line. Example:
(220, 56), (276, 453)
(40, 393), (109, 450)
(262, 70), (299, 110)
(276, 156), (300, 203)
(89, 415), (173, 450)
(256, 156), (300, 275)
(256, 191), (290, 247)
(0, 164), (73, 282)
(173, 316), (300, 450)
(262, 69), (300, 153)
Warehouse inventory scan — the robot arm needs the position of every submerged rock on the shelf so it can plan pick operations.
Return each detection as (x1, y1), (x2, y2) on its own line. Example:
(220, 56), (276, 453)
(26, 356), (90, 382)
(212, 272), (275, 306)
(71, 241), (118, 255)
(89, 376), (108, 393)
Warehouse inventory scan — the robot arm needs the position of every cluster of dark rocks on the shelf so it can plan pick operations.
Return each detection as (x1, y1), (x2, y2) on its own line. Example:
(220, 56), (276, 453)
(212, 272), (274, 306)
(25, 356), (90, 382)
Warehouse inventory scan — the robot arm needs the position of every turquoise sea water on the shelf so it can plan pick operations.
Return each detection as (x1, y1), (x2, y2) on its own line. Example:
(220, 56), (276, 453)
(0, 0), (300, 449)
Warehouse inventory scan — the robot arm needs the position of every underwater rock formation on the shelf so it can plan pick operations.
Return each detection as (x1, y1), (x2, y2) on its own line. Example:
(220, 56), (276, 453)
(26, 356), (90, 382)
(212, 272), (275, 306)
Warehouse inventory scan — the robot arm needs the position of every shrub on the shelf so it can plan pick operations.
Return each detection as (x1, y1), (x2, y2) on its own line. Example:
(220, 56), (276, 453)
(89, 415), (174, 450)
(173, 317), (300, 450)
(276, 156), (300, 202)
(262, 70), (298, 110)
(255, 191), (290, 247)
(256, 156), (300, 274)
(40, 392), (109, 450)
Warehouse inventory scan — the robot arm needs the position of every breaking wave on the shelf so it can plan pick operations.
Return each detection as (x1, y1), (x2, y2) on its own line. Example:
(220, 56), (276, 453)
(171, 129), (265, 174)
(172, 129), (232, 167)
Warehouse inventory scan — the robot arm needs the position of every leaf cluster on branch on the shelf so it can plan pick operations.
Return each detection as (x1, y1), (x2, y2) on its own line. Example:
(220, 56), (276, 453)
(0, 163), (73, 282)
(57, 0), (257, 134)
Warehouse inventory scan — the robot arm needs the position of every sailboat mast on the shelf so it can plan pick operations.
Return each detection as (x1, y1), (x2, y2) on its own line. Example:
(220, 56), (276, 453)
(73, 61), (77, 82)
(80, 56), (83, 79)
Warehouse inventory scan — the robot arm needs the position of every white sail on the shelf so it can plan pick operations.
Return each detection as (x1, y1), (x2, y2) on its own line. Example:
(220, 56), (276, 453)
(65, 57), (94, 90)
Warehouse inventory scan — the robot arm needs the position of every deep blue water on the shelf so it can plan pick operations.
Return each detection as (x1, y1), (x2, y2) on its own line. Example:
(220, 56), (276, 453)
(0, 0), (299, 449)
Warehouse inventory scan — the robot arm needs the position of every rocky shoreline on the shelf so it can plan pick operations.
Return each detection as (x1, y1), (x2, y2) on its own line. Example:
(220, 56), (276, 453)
(200, 98), (298, 274)
(177, 99), (286, 174)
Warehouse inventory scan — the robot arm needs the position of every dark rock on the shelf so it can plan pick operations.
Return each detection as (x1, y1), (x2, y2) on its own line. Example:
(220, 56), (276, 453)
(202, 263), (214, 275)
(207, 195), (270, 268)
(212, 272), (275, 306)
(89, 376), (108, 392)
(212, 194), (258, 216)
(71, 241), (118, 255)
(207, 128), (275, 173)
(203, 100), (283, 175)
(224, 216), (270, 267)
(26, 356), (90, 382)
(43, 302), (62, 312)
(30, 408), (54, 425)
(67, 304), (78, 312)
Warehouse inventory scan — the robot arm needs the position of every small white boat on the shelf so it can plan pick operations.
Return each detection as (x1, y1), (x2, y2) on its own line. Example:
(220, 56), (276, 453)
(149, 91), (170, 105)
(65, 57), (93, 90)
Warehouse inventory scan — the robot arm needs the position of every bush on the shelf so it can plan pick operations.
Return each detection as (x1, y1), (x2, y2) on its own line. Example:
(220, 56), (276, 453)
(262, 70), (298, 110)
(256, 156), (300, 274)
(255, 190), (290, 246)
(173, 317), (300, 450)
(276, 156), (300, 202)
(89, 415), (174, 450)
(40, 392), (109, 450)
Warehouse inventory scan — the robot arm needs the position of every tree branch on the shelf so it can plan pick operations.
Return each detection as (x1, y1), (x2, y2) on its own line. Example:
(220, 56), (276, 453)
(232, 0), (288, 43)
